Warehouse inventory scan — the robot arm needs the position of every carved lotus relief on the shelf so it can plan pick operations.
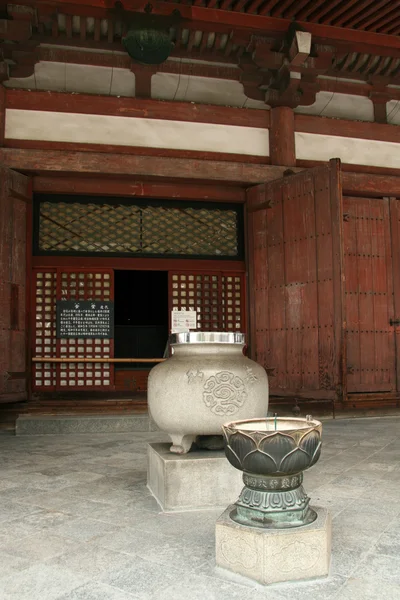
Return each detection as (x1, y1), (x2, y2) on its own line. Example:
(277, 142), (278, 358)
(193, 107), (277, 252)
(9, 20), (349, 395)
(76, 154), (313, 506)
(222, 424), (322, 476)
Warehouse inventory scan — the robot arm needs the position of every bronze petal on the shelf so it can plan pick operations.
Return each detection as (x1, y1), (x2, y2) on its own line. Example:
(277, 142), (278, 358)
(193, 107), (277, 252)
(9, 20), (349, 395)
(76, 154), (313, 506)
(229, 431), (257, 463)
(279, 447), (311, 474)
(242, 449), (278, 475)
(259, 432), (296, 465)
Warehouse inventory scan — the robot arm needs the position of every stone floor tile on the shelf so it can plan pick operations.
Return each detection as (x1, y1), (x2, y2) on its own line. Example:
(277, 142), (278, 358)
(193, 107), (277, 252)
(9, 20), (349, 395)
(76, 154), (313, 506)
(0, 563), (87, 600)
(355, 552), (400, 585)
(46, 544), (137, 579)
(268, 575), (347, 600)
(334, 576), (400, 600)
(48, 516), (123, 543)
(0, 501), (42, 524)
(100, 556), (189, 600)
(151, 572), (262, 600)
(0, 550), (32, 579)
(57, 581), (139, 600)
(3, 531), (79, 562)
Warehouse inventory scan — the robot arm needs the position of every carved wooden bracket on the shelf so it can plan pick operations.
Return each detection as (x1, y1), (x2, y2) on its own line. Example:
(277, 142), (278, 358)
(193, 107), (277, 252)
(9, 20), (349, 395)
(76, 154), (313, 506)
(239, 23), (334, 108)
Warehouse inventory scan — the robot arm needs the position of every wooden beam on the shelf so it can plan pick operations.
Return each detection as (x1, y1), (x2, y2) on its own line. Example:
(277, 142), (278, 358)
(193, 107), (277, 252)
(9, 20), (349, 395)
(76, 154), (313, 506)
(342, 171), (400, 197)
(4, 139), (269, 166)
(33, 176), (246, 202)
(295, 113), (400, 143)
(0, 148), (301, 183)
(269, 106), (296, 166)
(32, 255), (246, 272)
(0, 19), (32, 41)
(5, 89), (270, 129)
(34, 0), (400, 55)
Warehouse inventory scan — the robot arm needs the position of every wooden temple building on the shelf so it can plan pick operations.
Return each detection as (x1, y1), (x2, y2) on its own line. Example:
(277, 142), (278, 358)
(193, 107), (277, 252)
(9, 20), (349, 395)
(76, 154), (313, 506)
(1, 0), (400, 420)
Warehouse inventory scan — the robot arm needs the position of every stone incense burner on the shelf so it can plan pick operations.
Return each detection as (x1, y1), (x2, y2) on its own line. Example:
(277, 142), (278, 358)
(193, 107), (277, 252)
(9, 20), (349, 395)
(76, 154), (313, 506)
(222, 416), (322, 529)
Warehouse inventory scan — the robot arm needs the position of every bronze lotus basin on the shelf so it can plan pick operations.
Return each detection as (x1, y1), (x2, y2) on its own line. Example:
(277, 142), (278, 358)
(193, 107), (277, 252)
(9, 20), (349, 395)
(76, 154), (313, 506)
(222, 416), (322, 529)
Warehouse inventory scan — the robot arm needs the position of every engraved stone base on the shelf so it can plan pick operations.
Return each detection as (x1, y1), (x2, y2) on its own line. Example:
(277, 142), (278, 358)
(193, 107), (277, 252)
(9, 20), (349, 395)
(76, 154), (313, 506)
(216, 505), (331, 585)
(147, 443), (243, 512)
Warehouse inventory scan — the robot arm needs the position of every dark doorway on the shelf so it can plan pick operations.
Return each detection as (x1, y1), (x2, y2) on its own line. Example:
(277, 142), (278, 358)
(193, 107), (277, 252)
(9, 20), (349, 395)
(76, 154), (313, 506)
(114, 271), (169, 366)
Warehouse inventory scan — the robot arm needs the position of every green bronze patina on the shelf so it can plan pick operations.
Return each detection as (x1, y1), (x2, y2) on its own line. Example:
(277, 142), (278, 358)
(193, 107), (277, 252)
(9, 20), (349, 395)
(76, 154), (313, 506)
(222, 416), (322, 529)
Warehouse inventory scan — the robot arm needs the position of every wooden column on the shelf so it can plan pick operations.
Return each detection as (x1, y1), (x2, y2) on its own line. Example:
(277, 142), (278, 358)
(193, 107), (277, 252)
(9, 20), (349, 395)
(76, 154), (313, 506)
(0, 84), (5, 146)
(269, 106), (296, 167)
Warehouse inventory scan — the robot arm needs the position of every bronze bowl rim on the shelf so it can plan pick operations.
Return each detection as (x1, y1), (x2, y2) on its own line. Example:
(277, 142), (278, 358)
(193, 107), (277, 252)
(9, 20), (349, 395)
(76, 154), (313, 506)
(222, 416), (322, 437)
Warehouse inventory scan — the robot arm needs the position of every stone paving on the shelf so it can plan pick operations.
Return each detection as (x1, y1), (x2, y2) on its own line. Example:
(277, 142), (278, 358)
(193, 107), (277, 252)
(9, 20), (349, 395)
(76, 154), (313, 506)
(0, 416), (400, 599)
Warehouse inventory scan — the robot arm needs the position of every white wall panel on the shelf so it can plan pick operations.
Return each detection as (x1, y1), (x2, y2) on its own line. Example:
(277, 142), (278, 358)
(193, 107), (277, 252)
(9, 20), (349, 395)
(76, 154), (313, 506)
(5, 109), (269, 156)
(295, 131), (400, 169)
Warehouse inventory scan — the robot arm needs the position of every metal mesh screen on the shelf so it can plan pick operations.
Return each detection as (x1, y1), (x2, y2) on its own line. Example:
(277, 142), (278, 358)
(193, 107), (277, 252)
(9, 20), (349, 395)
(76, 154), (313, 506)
(37, 200), (240, 257)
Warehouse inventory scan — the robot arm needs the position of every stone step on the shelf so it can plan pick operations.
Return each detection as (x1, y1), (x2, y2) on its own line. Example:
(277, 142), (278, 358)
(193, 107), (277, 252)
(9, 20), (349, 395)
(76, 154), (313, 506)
(15, 412), (157, 435)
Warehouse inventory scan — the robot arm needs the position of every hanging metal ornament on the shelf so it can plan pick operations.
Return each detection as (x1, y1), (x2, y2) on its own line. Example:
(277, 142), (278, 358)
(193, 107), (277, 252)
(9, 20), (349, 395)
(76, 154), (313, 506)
(119, 3), (182, 65)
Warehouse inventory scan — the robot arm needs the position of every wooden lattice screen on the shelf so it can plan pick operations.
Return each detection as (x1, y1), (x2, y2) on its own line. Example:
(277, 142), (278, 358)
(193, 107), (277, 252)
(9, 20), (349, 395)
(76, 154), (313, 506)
(169, 271), (245, 332)
(33, 268), (114, 391)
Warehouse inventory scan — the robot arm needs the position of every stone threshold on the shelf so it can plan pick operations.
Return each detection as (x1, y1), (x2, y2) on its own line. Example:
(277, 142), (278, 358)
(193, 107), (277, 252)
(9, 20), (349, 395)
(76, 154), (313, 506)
(15, 413), (158, 435)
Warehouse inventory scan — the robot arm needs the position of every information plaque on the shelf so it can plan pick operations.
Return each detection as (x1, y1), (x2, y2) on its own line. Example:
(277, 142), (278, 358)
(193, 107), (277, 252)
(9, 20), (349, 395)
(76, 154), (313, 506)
(171, 310), (197, 333)
(56, 300), (114, 339)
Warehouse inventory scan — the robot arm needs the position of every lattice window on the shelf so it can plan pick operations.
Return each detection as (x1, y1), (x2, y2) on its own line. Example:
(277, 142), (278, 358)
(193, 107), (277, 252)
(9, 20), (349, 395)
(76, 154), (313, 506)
(170, 272), (244, 332)
(35, 199), (242, 258)
(33, 269), (114, 392)
(222, 275), (243, 331)
(33, 270), (57, 389)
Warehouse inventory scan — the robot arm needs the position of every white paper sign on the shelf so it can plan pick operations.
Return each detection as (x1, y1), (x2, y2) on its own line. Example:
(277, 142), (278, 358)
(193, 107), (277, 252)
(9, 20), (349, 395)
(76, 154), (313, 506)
(171, 310), (197, 332)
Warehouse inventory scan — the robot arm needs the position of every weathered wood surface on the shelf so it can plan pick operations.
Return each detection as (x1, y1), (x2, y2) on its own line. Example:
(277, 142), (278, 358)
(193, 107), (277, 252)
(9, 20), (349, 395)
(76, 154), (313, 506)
(343, 197), (396, 393)
(0, 167), (31, 402)
(6, 89), (270, 129)
(295, 114), (400, 143)
(33, 177), (246, 203)
(270, 107), (296, 167)
(247, 160), (344, 400)
(0, 148), (301, 183)
(342, 172), (400, 197)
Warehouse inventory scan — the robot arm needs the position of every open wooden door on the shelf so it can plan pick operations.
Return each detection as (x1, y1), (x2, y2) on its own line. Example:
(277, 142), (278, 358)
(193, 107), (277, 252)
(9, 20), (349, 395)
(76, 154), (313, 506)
(0, 167), (32, 402)
(246, 159), (344, 402)
(343, 197), (397, 393)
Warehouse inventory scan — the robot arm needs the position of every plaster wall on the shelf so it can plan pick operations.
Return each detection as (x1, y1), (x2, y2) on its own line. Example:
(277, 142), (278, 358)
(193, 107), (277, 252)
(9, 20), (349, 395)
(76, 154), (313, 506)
(5, 108), (400, 169)
(4, 108), (270, 157)
(295, 132), (400, 169)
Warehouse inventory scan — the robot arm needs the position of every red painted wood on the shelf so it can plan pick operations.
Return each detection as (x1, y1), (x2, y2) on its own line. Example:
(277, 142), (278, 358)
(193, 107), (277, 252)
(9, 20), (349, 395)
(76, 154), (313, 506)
(169, 271), (245, 333)
(270, 107), (296, 167)
(45, 0), (400, 54)
(0, 85), (5, 147)
(4, 140), (269, 166)
(389, 197), (400, 392)
(247, 160), (344, 400)
(341, 171), (400, 197)
(32, 267), (115, 392)
(33, 256), (245, 273)
(295, 114), (400, 144)
(5, 89), (270, 129)
(33, 177), (246, 203)
(0, 167), (31, 402)
(0, 148), (295, 184)
(299, 161), (400, 190)
(343, 196), (396, 393)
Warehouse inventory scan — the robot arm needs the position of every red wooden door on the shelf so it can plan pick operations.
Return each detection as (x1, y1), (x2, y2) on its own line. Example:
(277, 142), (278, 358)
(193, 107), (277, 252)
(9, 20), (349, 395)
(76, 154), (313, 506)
(343, 197), (396, 393)
(32, 268), (114, 392)
(247, 160), (344, 400)
(0, 168), (32, 402)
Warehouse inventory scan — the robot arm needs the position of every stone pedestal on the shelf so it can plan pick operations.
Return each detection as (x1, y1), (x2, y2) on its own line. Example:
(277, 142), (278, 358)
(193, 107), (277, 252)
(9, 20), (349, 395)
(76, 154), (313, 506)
(147, 443), (243, 512)
(216, 505), (331, 585)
